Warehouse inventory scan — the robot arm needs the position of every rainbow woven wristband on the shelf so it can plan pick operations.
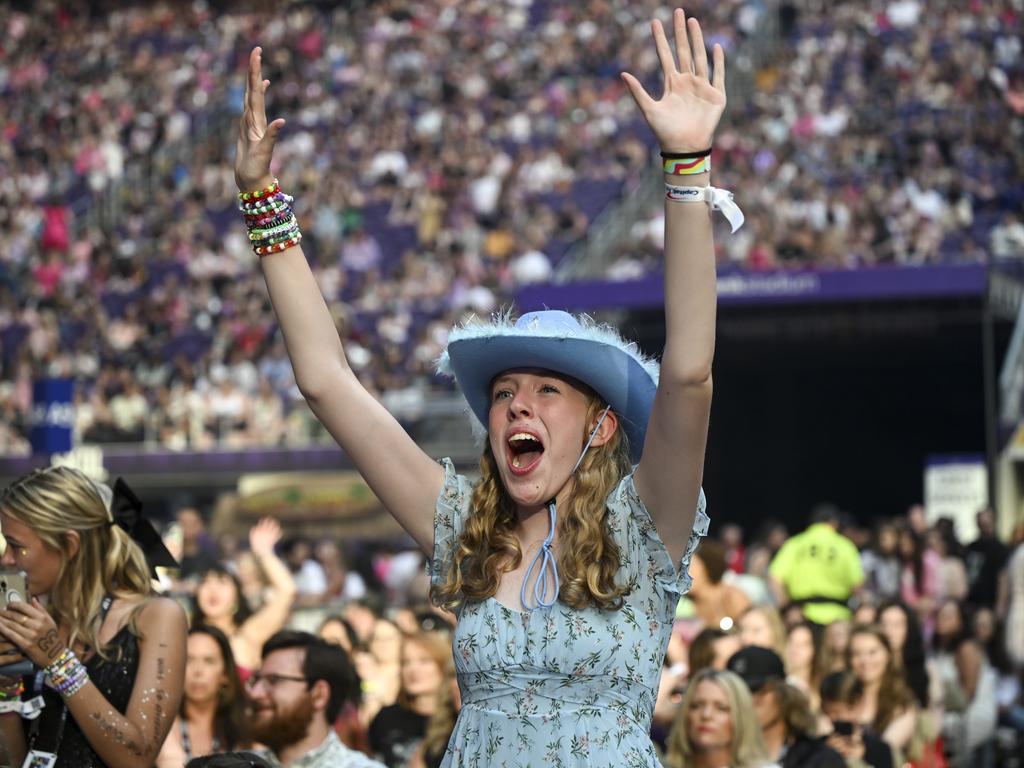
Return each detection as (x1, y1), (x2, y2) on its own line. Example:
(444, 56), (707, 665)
(663, 155), (711, 176)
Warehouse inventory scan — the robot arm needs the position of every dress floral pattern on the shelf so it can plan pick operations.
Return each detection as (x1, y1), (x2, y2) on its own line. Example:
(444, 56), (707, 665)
(428, 458), (709, 768)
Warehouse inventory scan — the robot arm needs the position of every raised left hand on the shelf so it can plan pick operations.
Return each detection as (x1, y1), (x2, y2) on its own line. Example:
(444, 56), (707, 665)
(235, 46), (285, 192)
(621, 9), (726, 153)
(249, 517), (282, 558)
(0, 598), (64, 668)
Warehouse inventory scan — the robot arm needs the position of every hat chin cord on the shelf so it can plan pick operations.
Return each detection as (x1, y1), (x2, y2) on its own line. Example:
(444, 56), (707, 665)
(519, 405), (611, 611)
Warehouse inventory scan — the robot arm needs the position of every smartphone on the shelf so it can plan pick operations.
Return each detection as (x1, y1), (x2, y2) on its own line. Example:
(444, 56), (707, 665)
(833, 720), (856, 737)
(0, 571), (26, 609)
(0, 570), (32, 678)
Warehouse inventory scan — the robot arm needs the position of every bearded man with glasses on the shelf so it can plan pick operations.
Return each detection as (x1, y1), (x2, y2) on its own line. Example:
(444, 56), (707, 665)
(246, 631), (384, 768)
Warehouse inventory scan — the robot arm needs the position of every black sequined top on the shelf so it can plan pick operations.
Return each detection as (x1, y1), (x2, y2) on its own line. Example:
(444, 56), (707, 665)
(22, 625), (140, 767)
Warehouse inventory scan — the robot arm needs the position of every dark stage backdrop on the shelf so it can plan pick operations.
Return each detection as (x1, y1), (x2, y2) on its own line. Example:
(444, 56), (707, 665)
(622, 297), (1010, 535)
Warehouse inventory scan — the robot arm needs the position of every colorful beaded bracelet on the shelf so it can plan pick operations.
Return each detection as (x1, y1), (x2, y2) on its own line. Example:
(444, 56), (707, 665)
(250, 229), (301, 246)
(244, 209), (294, 226)
(238, 178), (280, 202)
(0, 679), (24, 701)
(254, 234), (303, 255)
(239, 180), (302, 256)
(248, 216), (300, 238)
(239, 192), (293, 212)
(44, 648), (89, 696)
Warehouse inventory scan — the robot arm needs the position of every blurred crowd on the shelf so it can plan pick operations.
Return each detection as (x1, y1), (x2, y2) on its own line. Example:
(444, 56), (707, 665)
(148, 501), (1024, 767)
(611, 0), (1024, 278)
(2, 0), (1021, 454)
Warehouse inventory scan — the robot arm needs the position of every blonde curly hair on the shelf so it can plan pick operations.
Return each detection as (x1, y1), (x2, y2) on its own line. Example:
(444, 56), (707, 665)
(0, 466), (153, 657)
(431, 392), (634, 611)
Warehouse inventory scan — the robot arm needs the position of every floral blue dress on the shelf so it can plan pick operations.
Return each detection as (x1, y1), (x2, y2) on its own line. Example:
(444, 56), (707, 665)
(428, 459), (709, 768)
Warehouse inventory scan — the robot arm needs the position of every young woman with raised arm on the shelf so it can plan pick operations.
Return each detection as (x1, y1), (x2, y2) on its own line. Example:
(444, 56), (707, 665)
(235, 8), (742, 765)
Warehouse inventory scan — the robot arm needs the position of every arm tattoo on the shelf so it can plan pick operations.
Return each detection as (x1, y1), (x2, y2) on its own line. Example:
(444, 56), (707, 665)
(150, 652), (171, 743)
(37, 629), (61, 660)
(153, 698), (166, 745)
(88, 711), (146, 757)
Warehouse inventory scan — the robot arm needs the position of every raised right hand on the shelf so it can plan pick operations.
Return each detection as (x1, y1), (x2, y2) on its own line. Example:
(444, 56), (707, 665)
(235, 47), (286, 192)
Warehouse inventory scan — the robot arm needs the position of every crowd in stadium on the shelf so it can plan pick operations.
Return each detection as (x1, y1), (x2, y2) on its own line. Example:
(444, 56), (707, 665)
(1, 0), (1023, 454)
(140, 502), (1024, 767)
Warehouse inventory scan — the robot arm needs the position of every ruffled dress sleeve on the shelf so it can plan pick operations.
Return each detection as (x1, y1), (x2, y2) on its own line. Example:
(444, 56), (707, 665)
(426, 457), (475, 590)
(609, 470), (710, 622)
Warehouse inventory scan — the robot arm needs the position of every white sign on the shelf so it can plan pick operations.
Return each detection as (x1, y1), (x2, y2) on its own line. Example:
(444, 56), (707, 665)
(50, 445), (108, 481)
(924, 458), (988, 542)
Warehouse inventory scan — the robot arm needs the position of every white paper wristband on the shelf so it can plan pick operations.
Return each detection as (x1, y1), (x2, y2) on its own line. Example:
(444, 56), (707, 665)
(664, 184), (745, 233)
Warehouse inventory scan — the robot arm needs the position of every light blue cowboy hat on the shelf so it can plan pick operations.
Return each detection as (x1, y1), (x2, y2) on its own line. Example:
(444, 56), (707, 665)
(436, 310), (659, 463)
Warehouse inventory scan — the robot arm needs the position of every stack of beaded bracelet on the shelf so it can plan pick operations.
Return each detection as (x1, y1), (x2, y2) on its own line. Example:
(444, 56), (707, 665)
(239, 178), (303, 256)
(661, 147), (711, 176)
(44, 648), (89, 697)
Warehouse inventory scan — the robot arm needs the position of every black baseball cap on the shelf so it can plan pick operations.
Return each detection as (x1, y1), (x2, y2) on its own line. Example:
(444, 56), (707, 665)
(727, 646), (785, 692)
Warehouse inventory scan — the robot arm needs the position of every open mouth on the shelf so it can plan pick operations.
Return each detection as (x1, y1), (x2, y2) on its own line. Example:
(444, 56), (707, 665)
(507, 431), (544, 473)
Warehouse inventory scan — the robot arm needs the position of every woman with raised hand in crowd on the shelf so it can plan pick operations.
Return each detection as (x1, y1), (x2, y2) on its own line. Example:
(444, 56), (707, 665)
(192, 517), (296, 675)
(664, 669), (773, 768)
(156, 625), (251, 767)
(235, 5), (739, 763)
(0, 467), (187, 767)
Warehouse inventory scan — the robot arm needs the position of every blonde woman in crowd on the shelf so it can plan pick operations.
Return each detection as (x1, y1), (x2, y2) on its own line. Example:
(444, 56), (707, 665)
(359, 618), (403, 725)
(664, 669), (775, 768)
(369, 631), (450, 768)
(737, 605), (787, 659)
(0, 467), (187, 767)
(407, 634), (460, 768)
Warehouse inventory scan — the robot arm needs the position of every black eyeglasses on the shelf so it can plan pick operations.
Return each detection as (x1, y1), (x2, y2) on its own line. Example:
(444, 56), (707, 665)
(245, 672), (309, 690)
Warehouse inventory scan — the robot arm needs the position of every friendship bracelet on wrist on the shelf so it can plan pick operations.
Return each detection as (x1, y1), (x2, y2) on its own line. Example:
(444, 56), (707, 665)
(663, 155), (711, 176)
(238, 178), (281, 202)
(254, 234), (303, 255)
(661, 147), (712, 177)
(238, 181), (303, 256)
(44, 648), (90, 697)
(0, 679), (24, 701)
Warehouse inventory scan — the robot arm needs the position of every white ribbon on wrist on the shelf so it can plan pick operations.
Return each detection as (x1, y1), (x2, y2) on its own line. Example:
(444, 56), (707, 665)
(0, 694), (44, 718)
(665, 183), (745, 233)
